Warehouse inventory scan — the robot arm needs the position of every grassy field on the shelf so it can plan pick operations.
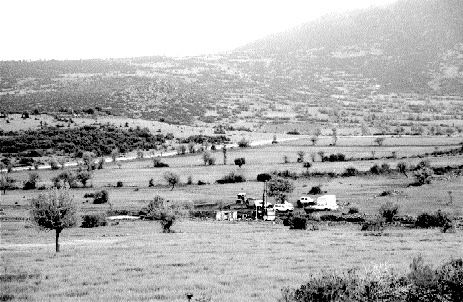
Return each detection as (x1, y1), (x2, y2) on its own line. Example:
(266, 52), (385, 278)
(2, 220), (463, 302)
(1, 134), (463, 301)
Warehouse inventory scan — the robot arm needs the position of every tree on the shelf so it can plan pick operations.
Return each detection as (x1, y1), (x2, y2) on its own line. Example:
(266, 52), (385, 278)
(310, 136), (318, 146)
(202, 151), (215, 166)
(0, 174), (16, 194)
(76, 171), (92, 187)
(164, 171), (180, 190)
(111, 148), (120, 163)
(82, 152), (96, 171)
(141, 195), (191, 233)
(23, 172), (40, 190)
(267, 177), (294, 203)
(222, 145), (227, 165)
(52, 171), (78, 188)
(397, 162), (408, 178)
(332, 127), (338, 146)
(303, 162), (312, 173)
(238, 138), (250, 148)
(414, 167), (433, 185)
(30, 189), (77, 252)
(379, 202), (399, 223)
(374, 137), (386, 146)
(296, 151), (305, 163)
(234, 157), (246, 168)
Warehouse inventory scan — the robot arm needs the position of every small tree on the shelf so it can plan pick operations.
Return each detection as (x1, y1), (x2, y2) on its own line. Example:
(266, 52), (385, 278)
(332, 127), (338, 146)
(283, 155), (289, 164)
(222, 145), (227, 165)
(30, 189), (77, 252)
(0, 174), (16, 194)
(414, 167), (433, 185)
(296, 151), (305, 163)
(82, 152), (96, 171)
(379, 202), (399, 223)
(23, 172), (40, 190)
(237, 138), (250, 148)
(93, 190), (109, 204)
(177, 144), (187, 155)
(164, 171), (180, 190)
(52, 171), (78, 188)
(141, 196), (191, 233)
(202, 151), (215, 166)
(397, 162), (408, 178)
(303, 162), (312, 173)
(310, 136), (318, 146)
(111, 148), (120, 163)
(136, 150), (144, 159)
(49, 158), (60, 170)
(374, 137), (386, 146)
(234, 157), (246, 168)
(76, 171), (92, 187)
(267, 177), (294, 203)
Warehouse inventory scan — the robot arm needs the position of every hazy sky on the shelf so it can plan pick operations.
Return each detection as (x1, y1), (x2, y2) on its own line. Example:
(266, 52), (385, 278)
(0, 0), (398, 60)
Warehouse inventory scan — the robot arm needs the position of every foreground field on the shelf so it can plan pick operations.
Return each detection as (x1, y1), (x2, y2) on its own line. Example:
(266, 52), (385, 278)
(2, 220), (462, 302)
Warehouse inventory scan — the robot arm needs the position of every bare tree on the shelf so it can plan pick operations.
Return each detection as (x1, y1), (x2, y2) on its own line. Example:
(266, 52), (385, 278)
(30, 189), (77, 252)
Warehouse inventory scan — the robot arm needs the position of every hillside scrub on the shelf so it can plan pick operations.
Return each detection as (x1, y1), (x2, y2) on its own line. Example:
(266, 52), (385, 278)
(216, 172), (246, 184)
(281, 256), (463, 302)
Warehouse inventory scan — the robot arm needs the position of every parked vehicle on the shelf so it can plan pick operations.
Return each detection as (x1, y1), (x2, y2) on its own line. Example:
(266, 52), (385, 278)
(305, 195), (338, 211)
(274, 201), (294, 212)
(297, 196), (315, 208)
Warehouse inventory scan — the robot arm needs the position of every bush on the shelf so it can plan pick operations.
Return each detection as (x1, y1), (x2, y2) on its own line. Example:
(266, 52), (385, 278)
(414, 166), (434, 185)
(116, 181), (123, 187)
(83, 192), (95, 198)
(234, 157), (246, 168)
(237, 138), (250, 148)
(348, 206), (359, 214)
(257, 173), (272, 182)
(344, 167), (359, 176)
(153, 158), (169, 168)
(282, 256), (463, 302)
(81, 214), (107, 228)
(415, 210), (453, 229)
(285, 216), (307, 230)
(93, 190), (109, 204)
(216, 172), (246, 184)
(308, 186), (322, 195)
(379, 202), (399, 222)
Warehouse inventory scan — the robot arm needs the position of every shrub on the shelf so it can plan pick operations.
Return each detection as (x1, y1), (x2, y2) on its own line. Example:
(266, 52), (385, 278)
(83, 192), (95, 198)
(308, 186), (322, 195)
(237, 138), (250, 148)
(23, 172), (39, 190)
(344, 167), (359, 177)
(415, 210), (453, 229)
(414, 166), (434, 185)
(348, 206), (359, 214)
(116, 181), (123, 187)
(285, 216), (307, 230)
(257, 173), (272, 182)
(370, 164), (382, 174)
(93, 190), (109, 204)
(153, 158), (169, 168)
(140, 196), (191, 233)
(379, 202), (399, 222)
(286, 130), (300, 135)
(81, 214), (107, 228)
(216, 172), (246, 184)
(234, 157), (246, 168)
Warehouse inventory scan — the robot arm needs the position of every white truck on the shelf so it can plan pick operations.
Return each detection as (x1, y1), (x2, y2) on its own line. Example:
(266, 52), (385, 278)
(298, 195), (338, 211)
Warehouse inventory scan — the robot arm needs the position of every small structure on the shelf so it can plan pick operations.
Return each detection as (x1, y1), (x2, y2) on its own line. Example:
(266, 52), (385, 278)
(215, 210), (238, 221)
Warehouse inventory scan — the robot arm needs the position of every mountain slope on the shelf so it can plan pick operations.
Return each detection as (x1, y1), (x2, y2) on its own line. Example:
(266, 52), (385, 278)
(240, 0), (463, 94)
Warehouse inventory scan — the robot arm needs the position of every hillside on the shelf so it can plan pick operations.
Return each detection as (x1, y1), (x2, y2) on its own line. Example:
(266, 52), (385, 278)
(241, 0), (463, 94)
(1, 0), (462, 133)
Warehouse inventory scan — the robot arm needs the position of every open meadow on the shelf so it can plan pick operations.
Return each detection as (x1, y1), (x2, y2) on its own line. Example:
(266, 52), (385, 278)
(1, 134), (463, 301)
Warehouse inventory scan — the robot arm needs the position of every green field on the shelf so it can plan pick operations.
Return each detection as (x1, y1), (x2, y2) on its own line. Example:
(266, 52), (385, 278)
(1, 134), (463, 301)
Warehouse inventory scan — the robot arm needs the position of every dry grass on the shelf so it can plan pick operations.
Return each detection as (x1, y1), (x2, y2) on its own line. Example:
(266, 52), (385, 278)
(2, 220), (462, 301)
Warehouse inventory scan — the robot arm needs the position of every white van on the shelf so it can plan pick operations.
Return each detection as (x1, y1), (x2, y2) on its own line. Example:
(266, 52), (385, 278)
(308, 195), (338, 211)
